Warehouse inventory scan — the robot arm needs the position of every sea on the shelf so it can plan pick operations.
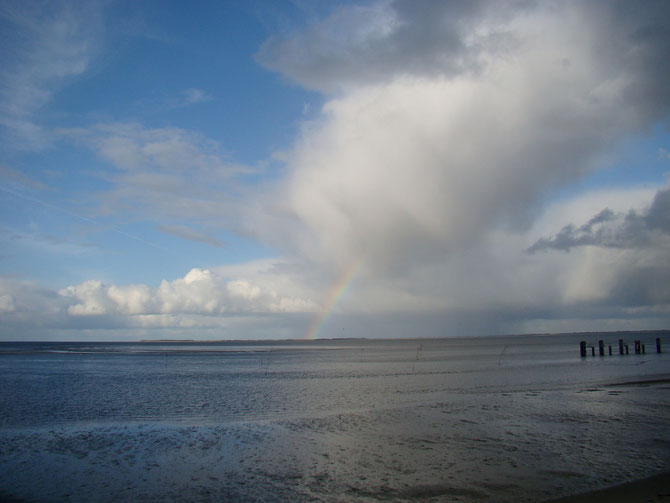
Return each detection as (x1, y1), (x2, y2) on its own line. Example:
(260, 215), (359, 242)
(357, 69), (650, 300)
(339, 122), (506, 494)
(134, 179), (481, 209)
(1, 332), (669, 502)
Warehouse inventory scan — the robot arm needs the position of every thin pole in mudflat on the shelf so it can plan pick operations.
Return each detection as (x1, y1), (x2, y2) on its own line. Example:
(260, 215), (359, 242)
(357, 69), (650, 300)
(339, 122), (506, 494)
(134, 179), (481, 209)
(657, 338), (662, 353)
(598, 340), (605, 356)
(608, 345), (612, 355)
(619, 339), (624, 355)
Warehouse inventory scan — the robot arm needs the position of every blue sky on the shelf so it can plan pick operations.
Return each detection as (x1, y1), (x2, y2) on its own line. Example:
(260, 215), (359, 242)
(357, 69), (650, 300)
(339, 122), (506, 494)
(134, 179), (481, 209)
(1, 0), (669, 340)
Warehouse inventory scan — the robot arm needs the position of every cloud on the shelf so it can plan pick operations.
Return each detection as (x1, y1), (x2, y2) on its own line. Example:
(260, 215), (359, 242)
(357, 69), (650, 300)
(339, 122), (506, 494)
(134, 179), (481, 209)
(517, 185), (670, 319)
(528, 187), (670, 253)
(249, 0), (670, 334)
(136, 88), (214, 114)
(181, 88), (212, 105)
(62, 123), (256, 225)
(256, 0), (513, 94)
(0, 163), (50, 191)
(512, 186), (670, 321)
(88, 123), (247, 176)
(157, 225), (224, 248)
(58, 263), (319, 320)
(2, 1), (670, 338)
(0, 227), (101, 257)
(258, 0), (670, 105)
(0, 0), (102, 148)
(271, 10), (670, 273)
(0, 261), (321, 338)
(252, 2), (670, 275)
(0, 277), (69, 322)
(0, 294), (16, 314)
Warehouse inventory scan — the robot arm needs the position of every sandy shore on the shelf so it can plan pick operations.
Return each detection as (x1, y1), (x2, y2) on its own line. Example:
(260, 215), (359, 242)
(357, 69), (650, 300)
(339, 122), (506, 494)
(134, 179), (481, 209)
(546, 472), (670, 503)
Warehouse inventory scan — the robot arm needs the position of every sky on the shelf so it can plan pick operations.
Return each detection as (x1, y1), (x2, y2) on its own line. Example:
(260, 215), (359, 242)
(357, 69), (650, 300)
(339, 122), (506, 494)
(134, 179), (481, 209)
(1, 0), (669, 341)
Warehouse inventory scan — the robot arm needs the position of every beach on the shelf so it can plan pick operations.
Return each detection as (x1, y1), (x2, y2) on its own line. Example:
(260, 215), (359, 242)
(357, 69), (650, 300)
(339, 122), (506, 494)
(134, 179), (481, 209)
(1, 334), (669, 502)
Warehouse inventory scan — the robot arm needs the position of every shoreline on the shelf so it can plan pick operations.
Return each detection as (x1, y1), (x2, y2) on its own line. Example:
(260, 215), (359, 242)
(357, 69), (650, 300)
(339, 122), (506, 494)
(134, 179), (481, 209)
(545, 472), (670, 502)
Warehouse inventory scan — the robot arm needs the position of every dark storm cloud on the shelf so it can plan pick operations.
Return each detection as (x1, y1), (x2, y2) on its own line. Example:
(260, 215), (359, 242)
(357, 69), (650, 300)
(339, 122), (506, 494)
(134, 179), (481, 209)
(257, 0), (670, 109)
(256, 0), (525, 93)
(528, 187), (670, 253)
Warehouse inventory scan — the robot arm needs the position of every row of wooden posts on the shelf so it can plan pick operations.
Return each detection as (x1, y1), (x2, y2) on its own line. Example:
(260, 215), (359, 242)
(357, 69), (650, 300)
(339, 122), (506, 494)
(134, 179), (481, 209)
(580, 338), (663, 357)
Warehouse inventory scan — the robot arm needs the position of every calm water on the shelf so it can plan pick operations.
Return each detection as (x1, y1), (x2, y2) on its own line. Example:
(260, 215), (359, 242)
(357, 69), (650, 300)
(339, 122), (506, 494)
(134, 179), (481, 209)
(1, 333), (670, 502)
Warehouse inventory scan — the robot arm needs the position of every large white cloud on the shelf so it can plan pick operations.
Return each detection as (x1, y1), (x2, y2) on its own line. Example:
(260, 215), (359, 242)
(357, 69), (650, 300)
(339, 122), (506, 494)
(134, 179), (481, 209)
(262, 1), (670, 275)
(248, 0), (670, 335)
(58, 263), (319, 320)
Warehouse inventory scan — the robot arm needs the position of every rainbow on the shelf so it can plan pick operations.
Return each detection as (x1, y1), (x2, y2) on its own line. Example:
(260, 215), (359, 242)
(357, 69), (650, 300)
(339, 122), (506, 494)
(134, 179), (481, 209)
(305, 257), (364, 340)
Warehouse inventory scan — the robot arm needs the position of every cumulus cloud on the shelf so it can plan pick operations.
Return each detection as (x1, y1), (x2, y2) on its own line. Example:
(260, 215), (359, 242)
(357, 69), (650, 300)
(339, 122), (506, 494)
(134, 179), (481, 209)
(58, 264), (319, 319)
(0, 277), (70, 327)
(0, 274), (314, 339)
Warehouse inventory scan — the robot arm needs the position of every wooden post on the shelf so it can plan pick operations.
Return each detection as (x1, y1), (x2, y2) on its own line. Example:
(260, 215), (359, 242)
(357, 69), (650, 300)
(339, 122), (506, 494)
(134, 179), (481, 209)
(625, 344), (629, 355)
(635, 340), (641, 354)
(619, 339), (624, 355)
(642, 344), (646, 354)
(580, 341), (587, 358)
(608, 345), (612, 355)
(657, 338), (662, 353)
(598, 340), (604, 356)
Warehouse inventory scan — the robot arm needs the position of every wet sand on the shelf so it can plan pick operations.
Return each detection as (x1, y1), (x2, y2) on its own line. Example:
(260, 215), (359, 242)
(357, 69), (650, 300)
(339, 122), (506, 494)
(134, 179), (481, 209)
(546, 471), (670, 502)
(1, 396), (669, 503)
